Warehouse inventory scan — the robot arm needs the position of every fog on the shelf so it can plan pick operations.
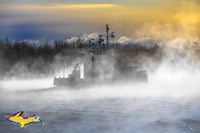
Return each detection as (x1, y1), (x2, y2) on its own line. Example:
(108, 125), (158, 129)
(1, 52), (200, 99)
(1, 38), (200, 133)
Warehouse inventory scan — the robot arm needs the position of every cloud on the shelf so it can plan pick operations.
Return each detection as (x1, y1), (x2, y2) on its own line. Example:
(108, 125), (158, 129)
(65, 33), (98, 44)
(116, 36), (131, 44)
(8, 4), (118, 10)
(49, 4), (118, 9)
(1, 0), (200, 43)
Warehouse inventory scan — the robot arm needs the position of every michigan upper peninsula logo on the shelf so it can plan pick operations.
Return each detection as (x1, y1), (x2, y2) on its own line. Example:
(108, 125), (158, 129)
(5, 111), (41, 128)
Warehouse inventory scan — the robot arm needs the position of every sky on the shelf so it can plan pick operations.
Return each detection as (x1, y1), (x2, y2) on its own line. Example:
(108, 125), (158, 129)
(0, 0), (200, 42)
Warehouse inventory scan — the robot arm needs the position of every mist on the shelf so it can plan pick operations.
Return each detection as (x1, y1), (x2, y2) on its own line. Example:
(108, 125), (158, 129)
(1, 45), (199, 98)
(1, 0), (200, 132)
(1, 33), (200, 98)
(1, 34), (200, 133)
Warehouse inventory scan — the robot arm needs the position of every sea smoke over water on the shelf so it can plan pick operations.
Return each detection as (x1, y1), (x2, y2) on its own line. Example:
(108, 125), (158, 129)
(1, 33), (200, 97)
(1, 0), (200, 132)
(0, 47), (200, 99)
(0, 41), (200, 133)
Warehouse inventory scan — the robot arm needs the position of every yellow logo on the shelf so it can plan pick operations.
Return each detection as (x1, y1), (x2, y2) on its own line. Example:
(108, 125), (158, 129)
(5, 111), (41, 128)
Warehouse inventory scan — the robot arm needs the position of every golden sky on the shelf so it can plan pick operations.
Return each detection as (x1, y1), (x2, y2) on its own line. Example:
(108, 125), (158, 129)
(0, 0), (200, 41)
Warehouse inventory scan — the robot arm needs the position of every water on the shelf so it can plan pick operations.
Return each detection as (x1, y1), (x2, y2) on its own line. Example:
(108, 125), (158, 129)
(1, 82), (200, 133)
(1, 64), (200, 133)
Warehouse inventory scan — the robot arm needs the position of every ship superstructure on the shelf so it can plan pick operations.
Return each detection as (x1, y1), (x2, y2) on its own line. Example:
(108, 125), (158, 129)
(54, 24), (147, 87)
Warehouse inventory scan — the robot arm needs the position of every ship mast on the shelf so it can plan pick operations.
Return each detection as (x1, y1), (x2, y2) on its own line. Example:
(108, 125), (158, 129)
(106, 24), (109, 46)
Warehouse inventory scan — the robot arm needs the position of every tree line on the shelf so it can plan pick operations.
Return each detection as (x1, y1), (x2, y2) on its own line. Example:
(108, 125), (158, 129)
(0, 38), (162, 79)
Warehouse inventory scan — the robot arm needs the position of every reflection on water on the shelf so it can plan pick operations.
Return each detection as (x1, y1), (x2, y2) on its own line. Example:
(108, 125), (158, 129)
(1, 85), (200, 133)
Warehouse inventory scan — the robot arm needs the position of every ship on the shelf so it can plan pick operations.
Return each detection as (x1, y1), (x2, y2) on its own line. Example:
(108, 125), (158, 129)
(53, 24), (148, 87)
